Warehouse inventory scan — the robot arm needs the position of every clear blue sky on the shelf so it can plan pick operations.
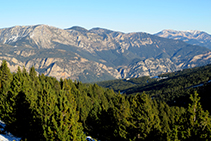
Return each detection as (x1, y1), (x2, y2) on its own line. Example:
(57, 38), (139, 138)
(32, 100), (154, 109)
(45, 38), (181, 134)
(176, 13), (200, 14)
(1, 0), (211, 34)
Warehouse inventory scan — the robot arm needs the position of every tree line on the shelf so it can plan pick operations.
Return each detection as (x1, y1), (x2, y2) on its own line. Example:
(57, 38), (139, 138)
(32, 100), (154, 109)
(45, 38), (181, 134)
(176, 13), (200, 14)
(0, 60), (211, 140)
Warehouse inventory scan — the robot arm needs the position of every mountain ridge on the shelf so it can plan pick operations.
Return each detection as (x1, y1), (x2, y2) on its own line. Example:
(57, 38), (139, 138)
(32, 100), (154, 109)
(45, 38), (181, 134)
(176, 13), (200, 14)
(0, 24), (211, 82)
(155, 29), (211, 49)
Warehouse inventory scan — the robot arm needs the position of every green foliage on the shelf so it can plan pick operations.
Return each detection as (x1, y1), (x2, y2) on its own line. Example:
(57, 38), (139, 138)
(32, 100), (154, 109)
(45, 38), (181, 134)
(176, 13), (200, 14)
(129, 93), (161, 140)
(0, 61), (86, 140)
(99, 64), (211, 112)
(177, 92), (211, 140)
(1, 60), (211, 140)
(97, 76), (157, 92)
(0, 60), (13, 125)
(29, 66), (37, 81)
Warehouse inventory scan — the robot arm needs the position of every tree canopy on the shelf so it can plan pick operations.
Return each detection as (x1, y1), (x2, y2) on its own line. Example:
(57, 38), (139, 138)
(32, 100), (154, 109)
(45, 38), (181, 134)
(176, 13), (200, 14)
(0, 60), (211, 140)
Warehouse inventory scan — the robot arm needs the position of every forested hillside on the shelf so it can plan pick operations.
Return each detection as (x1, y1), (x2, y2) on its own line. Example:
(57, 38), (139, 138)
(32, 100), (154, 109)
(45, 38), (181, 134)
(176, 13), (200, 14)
(1, 60), (211, 140)
(98, 64), (211, 110)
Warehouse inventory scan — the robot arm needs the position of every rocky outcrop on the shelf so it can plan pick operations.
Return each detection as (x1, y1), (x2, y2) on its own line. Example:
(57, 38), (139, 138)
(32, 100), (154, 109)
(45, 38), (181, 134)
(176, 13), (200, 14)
(118, 58), (177, 78)
(0, 47), (120, 82)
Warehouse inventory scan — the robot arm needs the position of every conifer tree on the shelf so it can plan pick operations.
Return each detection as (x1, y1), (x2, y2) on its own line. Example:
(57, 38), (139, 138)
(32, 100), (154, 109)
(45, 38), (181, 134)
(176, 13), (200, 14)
(22, 66), (28, 75)
(110, 93), (132, 140)
(29, 66), (37, 81)
(156, 101), (172, 139)
(130, 92), (161, 140)
(4, 66), (24, 133)
(0, 60), (13, 125)
(19, 70), (38, 139)
(49, 89), (86, 141)
(33, 81), (57, 140)
(180, 91), (211, 140)
(41, 79), (84, 140)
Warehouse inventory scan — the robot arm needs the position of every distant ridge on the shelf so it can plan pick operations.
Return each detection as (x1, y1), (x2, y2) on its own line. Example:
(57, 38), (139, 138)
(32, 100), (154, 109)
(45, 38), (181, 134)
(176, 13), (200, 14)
(155, 29), (211, 49)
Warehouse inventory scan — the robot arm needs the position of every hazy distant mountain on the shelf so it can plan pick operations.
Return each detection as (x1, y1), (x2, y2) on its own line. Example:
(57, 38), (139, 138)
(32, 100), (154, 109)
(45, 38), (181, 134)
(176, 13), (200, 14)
(0, 25), (211, 82)
(155, 29), (211, 49)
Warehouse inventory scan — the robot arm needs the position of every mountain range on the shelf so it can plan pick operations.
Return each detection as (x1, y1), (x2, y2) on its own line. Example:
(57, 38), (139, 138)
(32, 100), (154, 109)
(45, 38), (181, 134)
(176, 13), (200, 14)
(155, 29), (211, 49)
(0, 25), (211, 82)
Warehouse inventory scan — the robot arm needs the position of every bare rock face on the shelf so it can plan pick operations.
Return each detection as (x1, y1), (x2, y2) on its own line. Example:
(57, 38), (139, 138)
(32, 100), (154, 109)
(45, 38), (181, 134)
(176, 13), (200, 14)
(14, 50), (36, 57)
(0, 25), (211, 82)
(0, 47), (121, 82)
(118, 58), (177, 78)
(0, 25), (118, 52)
(0, 25), (164, 53)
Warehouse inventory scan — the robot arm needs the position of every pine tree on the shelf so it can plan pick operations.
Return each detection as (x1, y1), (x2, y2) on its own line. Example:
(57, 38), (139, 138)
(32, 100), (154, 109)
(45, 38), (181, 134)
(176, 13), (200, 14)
(156, 101), (171, 140)
(130, 92), (161, 140)
(184, 92), (211, 140)
(22, 66), (29, 78)
(110, 93), (132, 140)
(35, 79), (85, 141)
(29, 66), (37, 81)
(47, 89), (85, 141)
(59, 79), (86, 140)
(4, 66), (24, 134)
(33, 81), (57, 140)
(0, 60), (13, 125)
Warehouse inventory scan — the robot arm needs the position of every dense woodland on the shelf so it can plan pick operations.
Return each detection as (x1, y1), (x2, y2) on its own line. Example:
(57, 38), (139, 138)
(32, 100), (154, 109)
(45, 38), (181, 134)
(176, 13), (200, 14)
(0, 60), (211, 140)
(97, 64), (211, 111)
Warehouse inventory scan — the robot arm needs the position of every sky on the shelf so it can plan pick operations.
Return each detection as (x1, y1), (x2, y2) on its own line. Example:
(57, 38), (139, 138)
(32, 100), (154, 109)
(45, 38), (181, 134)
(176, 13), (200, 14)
(0, 0), (211, 34)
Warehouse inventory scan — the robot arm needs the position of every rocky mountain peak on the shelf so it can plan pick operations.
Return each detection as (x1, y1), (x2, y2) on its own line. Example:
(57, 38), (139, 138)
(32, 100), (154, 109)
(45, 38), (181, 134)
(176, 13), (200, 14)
(65, 26), (88, 33)
(156, 29), (208, 38)
(185, 30), (202, 34)
(155, 29), (211, 49)
(89, 27), (115, 34)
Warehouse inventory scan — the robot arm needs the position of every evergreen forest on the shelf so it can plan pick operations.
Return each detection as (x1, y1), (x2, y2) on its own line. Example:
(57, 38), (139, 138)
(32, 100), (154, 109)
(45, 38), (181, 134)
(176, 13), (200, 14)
(1, 60), (211, 140)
